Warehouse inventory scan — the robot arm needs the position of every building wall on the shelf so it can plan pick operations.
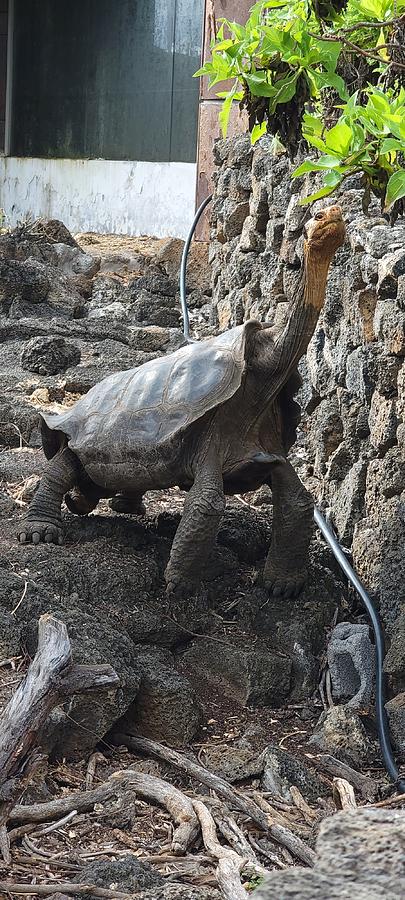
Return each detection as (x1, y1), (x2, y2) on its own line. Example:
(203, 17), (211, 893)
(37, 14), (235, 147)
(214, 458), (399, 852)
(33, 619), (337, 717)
(0, 156), (197, 237)
(0, 0), (7, 151)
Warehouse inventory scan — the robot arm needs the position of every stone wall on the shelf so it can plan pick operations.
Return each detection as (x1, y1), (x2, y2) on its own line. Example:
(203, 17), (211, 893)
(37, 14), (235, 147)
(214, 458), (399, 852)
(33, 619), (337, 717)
(210, 135), (405, 667)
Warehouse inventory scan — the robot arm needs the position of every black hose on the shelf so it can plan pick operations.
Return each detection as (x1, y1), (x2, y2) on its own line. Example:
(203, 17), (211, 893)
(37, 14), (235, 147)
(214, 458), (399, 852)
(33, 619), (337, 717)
(179, 193), (212, 342)
(314, 509), (405, 793)
(180, 193), (405, 792)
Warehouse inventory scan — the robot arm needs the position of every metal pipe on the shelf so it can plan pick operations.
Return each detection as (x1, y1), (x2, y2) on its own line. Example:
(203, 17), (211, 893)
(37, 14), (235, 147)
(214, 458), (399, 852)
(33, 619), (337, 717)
(180, 193), (404, 792)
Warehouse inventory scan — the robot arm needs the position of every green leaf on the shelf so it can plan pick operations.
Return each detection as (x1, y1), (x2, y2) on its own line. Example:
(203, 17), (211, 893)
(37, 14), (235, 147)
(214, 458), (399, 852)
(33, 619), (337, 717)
(218, 81), (240, 138)
(299, 170), (343, 205)
(293, 155), (345, 177)
(380, 138), (405, 155)
(270, 72), (298, 107)
(325, 121), (352, 156)
(251, 121), (267, 144)
(384, 169), (405, 210)
(245, 73), (275, 98)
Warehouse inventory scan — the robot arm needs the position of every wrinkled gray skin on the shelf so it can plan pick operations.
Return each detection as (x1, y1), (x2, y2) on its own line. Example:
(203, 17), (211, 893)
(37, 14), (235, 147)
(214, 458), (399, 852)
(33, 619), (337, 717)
(18, 206), (345, 599)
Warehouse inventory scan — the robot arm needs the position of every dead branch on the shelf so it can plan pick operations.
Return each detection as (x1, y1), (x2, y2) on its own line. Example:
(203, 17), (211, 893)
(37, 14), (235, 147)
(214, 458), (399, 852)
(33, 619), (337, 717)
(9, 780), (117, 823)
(0, 615), (118, 814)
(313, 754), (377, 800)
(289, 786), (318, 824)
(111, 769), (199, 854)
(86, 752), (105, 791)
(248, 833), (286, 869)
(121, 734), (316, 866)
(193, 800), (248, 900)
(0, 883), (131, 899)
(252, 792), (316, 866)
(333, 777), (357, 810)
(216, 858), (248, 900)
(116, 733), (269, 831)
(11, 768), (199, 855)
(209, 804), (260, 863)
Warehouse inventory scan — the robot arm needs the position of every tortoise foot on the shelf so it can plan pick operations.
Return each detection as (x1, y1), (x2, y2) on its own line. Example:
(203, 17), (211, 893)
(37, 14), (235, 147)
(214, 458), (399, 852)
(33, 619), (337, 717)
(165, 566), (200, 601)
(18, 519), (63, 546)
(109, 494), (146, 516)
(263, 565), (307, 599)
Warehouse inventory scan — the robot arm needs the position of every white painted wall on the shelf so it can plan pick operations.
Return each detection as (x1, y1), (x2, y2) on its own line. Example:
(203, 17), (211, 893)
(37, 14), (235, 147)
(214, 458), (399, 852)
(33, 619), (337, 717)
(0, 157), (197, 238)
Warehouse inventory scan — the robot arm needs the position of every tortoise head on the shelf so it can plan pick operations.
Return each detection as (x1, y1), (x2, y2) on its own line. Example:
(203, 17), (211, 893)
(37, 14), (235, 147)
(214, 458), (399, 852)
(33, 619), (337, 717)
(304, 205), (346, 260)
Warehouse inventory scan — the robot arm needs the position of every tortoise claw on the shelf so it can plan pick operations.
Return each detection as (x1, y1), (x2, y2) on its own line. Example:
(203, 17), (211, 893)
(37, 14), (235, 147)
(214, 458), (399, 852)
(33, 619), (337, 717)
(18, 520), (63, 546)
(263, 566), (307, 599)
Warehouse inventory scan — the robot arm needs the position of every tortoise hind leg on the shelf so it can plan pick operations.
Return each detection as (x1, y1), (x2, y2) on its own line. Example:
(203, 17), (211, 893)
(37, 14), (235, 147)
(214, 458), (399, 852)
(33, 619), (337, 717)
(18, 446), (80, 545)
(65, 478), (106, 516)
(109, 492), (146, 516)
(263, 460), (313, 598)
(165, 447), (225, 597)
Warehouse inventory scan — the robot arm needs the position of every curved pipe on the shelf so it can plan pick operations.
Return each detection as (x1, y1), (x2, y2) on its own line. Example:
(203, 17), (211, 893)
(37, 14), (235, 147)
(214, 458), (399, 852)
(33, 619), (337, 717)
(180, 193), (404, 793)
(179, 193), (213, 342)
(314, 509), (405, 793)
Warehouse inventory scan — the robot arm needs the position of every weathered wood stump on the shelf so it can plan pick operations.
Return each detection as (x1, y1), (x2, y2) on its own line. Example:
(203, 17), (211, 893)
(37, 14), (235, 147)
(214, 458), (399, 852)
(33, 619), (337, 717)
(0, 614), (119, 862)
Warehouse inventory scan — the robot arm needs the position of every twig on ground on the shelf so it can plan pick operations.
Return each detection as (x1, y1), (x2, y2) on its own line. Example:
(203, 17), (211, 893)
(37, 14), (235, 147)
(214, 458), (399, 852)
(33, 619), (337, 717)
(333, 777), (357, 810)
(289, 786), (318, 824)
(368, 792), (405, 808)
(313, 754), (378, 801)
(85, 752), (105, 791)
(11, 582), (28, 617)
(0, 883), (131, 899)
(248, 833), (286, 869)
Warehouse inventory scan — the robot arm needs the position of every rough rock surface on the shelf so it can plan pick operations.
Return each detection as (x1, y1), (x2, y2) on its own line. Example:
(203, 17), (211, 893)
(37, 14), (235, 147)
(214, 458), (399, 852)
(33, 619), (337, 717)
(255, 808), (405, 898)
(327, 622), (375, 708)
(308, 705), (374, 768)
(77, 855), (165, 892)
(210, 134), (405, 690)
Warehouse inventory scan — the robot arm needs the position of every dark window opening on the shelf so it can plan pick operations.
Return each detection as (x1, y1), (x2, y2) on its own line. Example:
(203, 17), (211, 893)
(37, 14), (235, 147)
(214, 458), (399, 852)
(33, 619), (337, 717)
(11, 0), (203, 163)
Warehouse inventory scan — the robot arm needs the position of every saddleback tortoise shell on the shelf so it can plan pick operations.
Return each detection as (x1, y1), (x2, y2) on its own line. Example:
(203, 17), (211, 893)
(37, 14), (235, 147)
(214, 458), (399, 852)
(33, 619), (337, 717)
(41, 322), (261, 470)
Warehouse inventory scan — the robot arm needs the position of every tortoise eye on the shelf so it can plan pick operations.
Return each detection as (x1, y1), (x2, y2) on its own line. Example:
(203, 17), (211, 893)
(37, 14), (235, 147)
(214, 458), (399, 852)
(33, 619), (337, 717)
(314, 212), (324, 220)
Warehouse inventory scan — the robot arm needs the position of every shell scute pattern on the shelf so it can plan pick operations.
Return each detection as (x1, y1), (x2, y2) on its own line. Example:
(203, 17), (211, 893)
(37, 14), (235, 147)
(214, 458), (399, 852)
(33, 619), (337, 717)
(42, 325), (251, 465)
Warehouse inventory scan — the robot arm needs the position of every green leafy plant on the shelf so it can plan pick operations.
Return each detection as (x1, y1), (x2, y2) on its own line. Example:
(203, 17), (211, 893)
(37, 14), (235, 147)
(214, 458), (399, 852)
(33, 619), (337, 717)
(195, 0), (405, 217)
(244, 872), (266, 892)
(296, 86), (405, 209)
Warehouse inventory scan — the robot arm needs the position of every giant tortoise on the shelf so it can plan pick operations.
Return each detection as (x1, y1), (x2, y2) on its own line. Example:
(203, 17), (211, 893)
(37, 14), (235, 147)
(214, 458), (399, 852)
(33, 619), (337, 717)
(19, 205), (345, 597)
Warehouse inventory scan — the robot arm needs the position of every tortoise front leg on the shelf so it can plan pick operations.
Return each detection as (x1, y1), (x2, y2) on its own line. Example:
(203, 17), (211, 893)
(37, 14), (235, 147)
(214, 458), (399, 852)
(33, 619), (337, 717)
(263, 460), (313, 599)
(165, 452), (225, 596)
(18, 446), (80, 545)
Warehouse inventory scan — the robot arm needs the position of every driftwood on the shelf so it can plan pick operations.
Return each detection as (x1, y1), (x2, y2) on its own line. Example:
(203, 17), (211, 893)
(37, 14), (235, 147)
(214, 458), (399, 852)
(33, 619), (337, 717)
(0, 614), (118, 864)
(119, 734), (315, 867)
(313, 754), (377, 800)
